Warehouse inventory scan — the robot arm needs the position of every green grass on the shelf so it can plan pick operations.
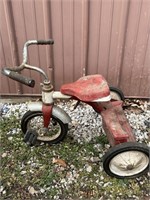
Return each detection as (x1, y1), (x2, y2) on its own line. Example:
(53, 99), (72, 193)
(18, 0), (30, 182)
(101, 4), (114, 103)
(0, 112), (149, 200)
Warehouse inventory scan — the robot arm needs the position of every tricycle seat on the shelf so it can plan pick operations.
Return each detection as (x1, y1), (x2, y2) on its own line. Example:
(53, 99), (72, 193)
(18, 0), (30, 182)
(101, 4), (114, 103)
(61, 74), (110, 101)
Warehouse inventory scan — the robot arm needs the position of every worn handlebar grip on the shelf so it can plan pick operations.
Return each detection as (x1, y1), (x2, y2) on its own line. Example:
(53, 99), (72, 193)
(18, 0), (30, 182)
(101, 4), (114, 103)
(2, 69), (35, 87)
(36, 39), (54, 45)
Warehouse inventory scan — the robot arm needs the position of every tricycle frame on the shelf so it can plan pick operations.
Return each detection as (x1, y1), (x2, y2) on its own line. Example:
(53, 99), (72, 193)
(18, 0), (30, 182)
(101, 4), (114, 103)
(2, 39), (149, 179)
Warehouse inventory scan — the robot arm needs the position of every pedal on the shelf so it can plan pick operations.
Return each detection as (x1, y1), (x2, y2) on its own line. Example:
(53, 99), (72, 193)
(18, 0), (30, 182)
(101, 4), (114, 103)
(23, 129), (38, 146)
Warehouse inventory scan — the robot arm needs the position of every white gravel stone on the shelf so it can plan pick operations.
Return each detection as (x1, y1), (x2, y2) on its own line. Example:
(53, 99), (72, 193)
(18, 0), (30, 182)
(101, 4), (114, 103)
(0, 186), (4, 193)
(40, 188), (45, 193)
(86, 165), (92, 172)
(1, 152), (7, 158)
(8, 136), (13, 141)
(20, 171), (27, 175)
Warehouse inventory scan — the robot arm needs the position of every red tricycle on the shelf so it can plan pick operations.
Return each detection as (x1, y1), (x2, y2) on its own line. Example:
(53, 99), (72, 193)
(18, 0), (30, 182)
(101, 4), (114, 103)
(2, 39), (149, 179)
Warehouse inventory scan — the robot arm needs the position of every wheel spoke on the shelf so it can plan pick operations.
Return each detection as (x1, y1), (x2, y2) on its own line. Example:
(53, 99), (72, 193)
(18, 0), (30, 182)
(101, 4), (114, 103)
(112, 161), (129, 170)
(120, 154), (130, 165)
(132, 154), (144, 168)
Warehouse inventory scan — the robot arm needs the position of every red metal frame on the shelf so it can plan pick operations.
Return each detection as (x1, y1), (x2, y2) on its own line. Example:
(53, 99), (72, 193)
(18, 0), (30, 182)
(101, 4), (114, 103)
(41, 74), (136, 147)
(86, 100), (136, 146)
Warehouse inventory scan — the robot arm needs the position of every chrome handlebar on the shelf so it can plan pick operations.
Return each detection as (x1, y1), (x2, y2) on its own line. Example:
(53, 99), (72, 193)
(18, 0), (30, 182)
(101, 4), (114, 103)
(22, 39), (54, 64)
(3, 39), (54, 81)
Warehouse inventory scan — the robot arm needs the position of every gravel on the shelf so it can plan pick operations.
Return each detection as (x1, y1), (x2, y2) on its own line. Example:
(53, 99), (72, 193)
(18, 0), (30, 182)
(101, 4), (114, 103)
(0, 99), (150, 199)
(1, 100), (149, 145)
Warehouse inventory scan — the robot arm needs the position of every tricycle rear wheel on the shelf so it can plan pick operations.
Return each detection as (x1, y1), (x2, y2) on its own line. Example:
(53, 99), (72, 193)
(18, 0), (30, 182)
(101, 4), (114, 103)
(109, 86), (125, 101)
(103, 142), (149, 179)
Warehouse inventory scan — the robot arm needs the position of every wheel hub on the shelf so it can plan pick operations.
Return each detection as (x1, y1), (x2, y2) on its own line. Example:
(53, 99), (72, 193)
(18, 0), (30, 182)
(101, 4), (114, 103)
(126, 164), (134, 170)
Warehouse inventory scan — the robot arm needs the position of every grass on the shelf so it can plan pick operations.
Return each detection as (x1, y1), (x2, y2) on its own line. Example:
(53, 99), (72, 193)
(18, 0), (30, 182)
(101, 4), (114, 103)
(0, 109), (149, 200)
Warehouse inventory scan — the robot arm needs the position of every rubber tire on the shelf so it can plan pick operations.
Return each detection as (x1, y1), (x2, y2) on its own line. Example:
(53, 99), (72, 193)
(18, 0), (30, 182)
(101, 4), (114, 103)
(109, 86), (125, 101)
(21, 111), (68, 144)
(103, 142), (149, 179)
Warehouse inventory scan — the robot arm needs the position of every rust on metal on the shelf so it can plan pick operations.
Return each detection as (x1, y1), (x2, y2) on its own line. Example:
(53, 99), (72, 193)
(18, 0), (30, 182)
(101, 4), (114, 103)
(101, 101), (136, 146)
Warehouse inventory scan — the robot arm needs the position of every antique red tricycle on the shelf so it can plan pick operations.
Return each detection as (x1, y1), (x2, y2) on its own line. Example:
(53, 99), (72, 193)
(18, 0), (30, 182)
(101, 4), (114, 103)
(2, 39), (149, 179)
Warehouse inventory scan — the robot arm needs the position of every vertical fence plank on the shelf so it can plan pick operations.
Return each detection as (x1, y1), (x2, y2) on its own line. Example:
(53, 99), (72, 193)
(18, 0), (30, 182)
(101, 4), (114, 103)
(1, 0), (22, 94)
(61, 0), (74, 82)
(129, 0), (150, 96)
(120, 0), (143, 95)
(107, 0), (130, 86)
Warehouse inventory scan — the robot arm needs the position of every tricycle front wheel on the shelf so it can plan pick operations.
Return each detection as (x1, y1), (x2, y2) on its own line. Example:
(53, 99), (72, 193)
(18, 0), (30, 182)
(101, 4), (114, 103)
(21, 111), (68, 144)
(103, 142), (149, 179)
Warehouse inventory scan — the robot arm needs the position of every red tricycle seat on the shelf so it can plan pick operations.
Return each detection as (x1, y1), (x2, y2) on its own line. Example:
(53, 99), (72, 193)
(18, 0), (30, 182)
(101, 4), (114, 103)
(60, 74), (110, 101)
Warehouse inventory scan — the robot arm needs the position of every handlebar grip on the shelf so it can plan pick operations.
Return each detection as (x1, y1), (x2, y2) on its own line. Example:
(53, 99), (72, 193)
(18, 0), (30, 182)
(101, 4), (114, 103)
(2, 69), (35, 87)
(36, 39), (54, 45)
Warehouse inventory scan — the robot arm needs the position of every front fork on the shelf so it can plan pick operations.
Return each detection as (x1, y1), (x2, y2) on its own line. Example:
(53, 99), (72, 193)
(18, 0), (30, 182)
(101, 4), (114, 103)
(41, 80), (54, 128)
(42, 104), (53, 128)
